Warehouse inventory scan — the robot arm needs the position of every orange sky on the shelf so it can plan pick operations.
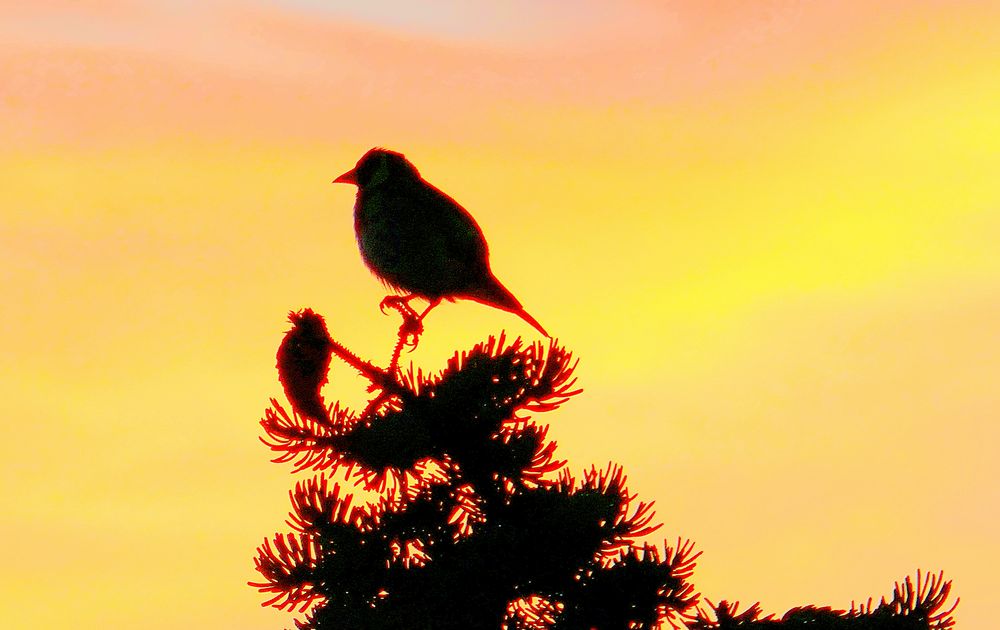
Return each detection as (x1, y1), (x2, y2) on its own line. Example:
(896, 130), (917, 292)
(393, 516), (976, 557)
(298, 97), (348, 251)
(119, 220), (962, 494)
(2, 1), (997, 628)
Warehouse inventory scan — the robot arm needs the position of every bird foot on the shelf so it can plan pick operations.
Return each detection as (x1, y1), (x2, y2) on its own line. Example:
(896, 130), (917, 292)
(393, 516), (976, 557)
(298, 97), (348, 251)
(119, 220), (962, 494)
(380, 295), (424, 348)
(380, 295), (418, 318)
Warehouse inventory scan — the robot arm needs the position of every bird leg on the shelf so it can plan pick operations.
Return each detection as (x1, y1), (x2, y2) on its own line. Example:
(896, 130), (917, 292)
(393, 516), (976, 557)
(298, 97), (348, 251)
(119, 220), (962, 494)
(380, 294), (426, 351)
(380, 295), (442, 338)
(382, 296), (444, 377)
(416, 298), (441, 321)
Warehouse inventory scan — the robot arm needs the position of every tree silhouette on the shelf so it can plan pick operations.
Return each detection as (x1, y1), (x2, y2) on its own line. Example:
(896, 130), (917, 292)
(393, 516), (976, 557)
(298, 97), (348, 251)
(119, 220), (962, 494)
(251, 309), (957, 629)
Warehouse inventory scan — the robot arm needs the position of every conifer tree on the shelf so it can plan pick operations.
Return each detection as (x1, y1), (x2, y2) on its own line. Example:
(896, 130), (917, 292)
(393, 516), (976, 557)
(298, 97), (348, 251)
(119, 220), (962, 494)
(251, 309), (957, 629)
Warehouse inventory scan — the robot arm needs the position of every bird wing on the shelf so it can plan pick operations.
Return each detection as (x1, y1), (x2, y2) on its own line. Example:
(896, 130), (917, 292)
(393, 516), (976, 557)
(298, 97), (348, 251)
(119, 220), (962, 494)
(416, 185), (531, 311)
(417, 183), (491, 276)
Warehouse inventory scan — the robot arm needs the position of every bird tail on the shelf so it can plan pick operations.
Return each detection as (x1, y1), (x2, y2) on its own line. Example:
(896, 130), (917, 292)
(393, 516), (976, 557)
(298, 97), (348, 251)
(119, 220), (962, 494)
(511, 306), (549, 338)
(466, 276), (549, 338)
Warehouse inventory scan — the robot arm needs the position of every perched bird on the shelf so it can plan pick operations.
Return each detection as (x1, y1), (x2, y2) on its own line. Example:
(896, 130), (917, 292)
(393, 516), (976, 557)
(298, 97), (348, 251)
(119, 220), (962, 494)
(333, 148), (548, 337)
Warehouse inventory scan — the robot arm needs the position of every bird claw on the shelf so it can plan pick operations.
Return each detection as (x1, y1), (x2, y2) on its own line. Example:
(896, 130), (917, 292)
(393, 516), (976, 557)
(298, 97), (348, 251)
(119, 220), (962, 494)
(379, 296), (396, 316)
(380, 295), (425, 348)
(380, 295), (418, 318)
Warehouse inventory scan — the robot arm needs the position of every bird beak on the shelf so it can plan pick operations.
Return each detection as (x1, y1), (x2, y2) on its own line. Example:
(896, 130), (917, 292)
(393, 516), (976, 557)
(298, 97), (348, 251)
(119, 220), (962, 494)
(333, 168), (357, 185)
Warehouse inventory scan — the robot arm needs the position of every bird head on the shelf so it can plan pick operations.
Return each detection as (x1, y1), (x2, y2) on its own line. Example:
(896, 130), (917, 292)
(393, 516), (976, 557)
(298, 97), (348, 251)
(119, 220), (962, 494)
(333, 147), (418, 189)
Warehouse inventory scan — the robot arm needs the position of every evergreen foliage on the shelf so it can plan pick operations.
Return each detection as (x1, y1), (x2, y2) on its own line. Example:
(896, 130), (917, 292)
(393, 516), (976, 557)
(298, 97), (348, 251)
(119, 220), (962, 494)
(252, 309), (957, 629)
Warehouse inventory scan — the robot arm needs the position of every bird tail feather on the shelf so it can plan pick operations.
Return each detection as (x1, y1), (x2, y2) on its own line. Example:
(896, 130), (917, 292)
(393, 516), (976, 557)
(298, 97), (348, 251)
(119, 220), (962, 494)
(466, 276), (549, 338)
(511, 307), (549, 338)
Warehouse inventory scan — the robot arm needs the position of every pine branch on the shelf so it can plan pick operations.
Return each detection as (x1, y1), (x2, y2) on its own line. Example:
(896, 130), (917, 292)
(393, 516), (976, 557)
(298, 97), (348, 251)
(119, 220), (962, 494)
(276, 309), (411, 424)
(556, 540), (701, 629)
(276, 309), (335, 423)
(256, 308), (956, 630)
(250, 532), (326, 612)
(285, 477), (375, 537)
(692, 570), (958, 629)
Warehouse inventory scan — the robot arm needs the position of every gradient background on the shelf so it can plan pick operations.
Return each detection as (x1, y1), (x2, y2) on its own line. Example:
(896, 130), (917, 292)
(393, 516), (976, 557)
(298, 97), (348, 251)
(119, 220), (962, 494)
(2, 1), (997, 628)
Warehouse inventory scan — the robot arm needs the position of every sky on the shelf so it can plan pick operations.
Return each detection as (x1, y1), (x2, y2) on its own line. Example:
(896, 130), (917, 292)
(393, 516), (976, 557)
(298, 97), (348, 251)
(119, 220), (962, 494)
(1, 0), (997, 627)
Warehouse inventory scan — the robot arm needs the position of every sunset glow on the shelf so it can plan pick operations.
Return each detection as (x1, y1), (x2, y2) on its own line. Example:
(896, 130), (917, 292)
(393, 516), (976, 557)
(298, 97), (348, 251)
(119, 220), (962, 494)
(2, 1), (997, 628)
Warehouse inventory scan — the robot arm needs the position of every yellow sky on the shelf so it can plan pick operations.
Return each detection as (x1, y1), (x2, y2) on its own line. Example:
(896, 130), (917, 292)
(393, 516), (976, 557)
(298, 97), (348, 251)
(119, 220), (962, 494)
(2, 1), (997, 628)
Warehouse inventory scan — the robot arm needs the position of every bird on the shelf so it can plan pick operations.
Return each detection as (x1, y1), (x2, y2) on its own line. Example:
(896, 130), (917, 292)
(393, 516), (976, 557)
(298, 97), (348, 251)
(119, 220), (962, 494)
(333, 147), (548, 338)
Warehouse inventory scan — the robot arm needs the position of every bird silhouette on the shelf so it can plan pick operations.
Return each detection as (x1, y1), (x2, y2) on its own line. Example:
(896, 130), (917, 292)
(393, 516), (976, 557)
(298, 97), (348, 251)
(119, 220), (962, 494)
(334, 148), (548, 338)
